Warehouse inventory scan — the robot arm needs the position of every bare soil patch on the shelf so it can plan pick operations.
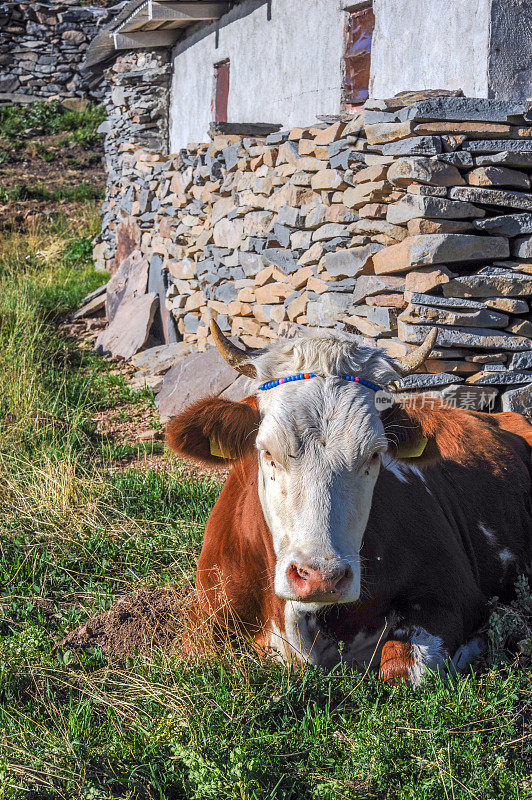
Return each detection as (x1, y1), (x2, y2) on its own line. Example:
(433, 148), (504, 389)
(61, 587), (191, 659)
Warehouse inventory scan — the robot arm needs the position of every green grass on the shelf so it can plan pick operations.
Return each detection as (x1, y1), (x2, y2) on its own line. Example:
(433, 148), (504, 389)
(0, 215), (530, 799)
(0, 182), (104, 205)
(0, 101), (106, 147)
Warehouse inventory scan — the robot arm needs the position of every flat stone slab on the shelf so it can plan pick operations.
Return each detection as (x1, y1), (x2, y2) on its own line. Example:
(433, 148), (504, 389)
(387, 195), (484, 224)
(466, 371), (532, 386)
(493, 260), (532, 275)
(130, 342), (192, 375)
(512, 235), (532, 259)
(510, 352), (532, 370)
(443, 272), (532, 298)
(398, 320), (532, 351)
(449, 186), (532, 212)
(381, 136), (442, 156)
(476, 152), (532, 168)
(501, 384), (532, 416)
(373, 234), (509, 274)
(466, 166), (530, 191)
(396, 97), (526, 124)
(105, 250), (149, 323)
(323, 245), (380, 278)
(395, 373), (464, 391)
(71, 294), (106, 320)
(351, 275), (406, 304)
(404, 292), (488, 310)
(400, 304), (509, 329)
(463, 140), (532, 153)
(156, 348), (238, 422)
(95, 293), (158, 361)
(474, 212), (532, 236)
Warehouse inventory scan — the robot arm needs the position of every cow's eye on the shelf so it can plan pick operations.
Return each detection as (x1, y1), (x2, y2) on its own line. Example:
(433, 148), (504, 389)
(263, 450), (273, 461)
(361, 453), (380, 473)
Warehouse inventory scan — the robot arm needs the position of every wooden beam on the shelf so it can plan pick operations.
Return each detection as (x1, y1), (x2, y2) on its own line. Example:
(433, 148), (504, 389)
(148, 2), (230, 22)
(112, 30), (177, 49)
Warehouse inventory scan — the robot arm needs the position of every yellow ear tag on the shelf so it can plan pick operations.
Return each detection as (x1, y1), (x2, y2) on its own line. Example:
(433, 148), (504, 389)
(209, 437), (237, 460)
(396, 436), (428, 459)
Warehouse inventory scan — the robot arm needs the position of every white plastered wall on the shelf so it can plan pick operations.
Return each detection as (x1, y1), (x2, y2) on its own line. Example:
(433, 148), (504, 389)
(169, 0), (348, 152)
(369, 0), (492, 99)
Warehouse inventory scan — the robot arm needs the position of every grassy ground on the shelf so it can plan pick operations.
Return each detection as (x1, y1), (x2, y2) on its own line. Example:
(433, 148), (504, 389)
(0, 110), (530, 799)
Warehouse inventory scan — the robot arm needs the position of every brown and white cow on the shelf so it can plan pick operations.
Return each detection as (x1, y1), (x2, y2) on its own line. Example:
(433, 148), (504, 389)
(167, 322), (532, 685)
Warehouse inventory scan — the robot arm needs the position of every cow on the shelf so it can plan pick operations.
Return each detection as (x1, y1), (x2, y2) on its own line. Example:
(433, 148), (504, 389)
(166, 320), (532, 685)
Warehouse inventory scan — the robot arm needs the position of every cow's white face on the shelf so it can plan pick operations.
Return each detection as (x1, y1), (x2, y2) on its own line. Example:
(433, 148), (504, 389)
(253, 334), (397, 605)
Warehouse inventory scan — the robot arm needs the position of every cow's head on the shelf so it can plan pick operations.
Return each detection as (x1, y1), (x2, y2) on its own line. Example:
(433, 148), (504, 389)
(167, 321), (439, 606)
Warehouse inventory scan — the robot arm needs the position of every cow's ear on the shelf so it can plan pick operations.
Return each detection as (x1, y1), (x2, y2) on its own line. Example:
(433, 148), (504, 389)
(166, 395), (260, 467)
(382, 398), (467, 465)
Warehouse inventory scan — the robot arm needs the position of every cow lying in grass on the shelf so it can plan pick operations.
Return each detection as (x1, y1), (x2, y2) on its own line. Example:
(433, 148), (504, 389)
(167, 321), (532, 685)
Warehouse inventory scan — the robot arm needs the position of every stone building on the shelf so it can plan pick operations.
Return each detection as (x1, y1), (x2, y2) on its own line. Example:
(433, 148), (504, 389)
(84, 0), (532, 417)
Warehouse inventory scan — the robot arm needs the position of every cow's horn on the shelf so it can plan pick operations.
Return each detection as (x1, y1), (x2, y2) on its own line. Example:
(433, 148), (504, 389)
(209, 314), (261, 378)
(394, 327), (438, 377)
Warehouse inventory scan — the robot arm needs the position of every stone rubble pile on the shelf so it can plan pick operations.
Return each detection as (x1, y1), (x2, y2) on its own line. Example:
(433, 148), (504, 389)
(0, 1), (120, 102)
(95, 75), (532, 416)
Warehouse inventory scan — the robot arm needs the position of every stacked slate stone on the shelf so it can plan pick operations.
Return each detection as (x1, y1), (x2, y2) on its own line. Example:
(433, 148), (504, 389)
(95, 51), (172, 271)
(0, 1), (120, 103)
(97, 87), (532, 415)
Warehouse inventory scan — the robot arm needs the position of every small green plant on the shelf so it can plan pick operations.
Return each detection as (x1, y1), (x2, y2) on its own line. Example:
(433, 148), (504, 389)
(487, 574), (532, 665)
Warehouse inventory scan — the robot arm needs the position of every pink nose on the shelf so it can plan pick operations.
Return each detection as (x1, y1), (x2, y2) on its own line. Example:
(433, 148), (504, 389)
(287, 562), (352, 601)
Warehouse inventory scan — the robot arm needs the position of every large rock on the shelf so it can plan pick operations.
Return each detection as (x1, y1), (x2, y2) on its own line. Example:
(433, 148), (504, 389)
(105, 250), (149, 322)
(387, 157), (465, 187)
(443, 272), (532, 297)
(373, 235), (509, 275)
(399, 304), (509, 329)
(130, 342), (192, 375)
(396, 97), (526, 123)
(449, 186), (532, 212)
(220, 375), (255, 401)
(501, 384), (532, 416)
(95, 293), (158, 361)
(387, 195), (484, 224)
(474, 212), (532, 237)
(156, 348), (238, 421)
(398, 320), (531, 351)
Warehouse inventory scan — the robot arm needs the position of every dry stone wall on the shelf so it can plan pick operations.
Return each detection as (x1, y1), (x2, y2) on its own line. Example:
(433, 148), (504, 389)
(0, 1), (119, 102)
(97, 83), (532, 415)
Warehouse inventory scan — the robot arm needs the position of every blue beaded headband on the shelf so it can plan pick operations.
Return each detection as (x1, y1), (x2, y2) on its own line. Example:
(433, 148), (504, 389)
(259, 373), (382, 392)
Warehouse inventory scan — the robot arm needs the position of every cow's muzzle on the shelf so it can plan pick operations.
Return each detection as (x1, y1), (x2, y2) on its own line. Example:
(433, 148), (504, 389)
(286, 561), (353, 602)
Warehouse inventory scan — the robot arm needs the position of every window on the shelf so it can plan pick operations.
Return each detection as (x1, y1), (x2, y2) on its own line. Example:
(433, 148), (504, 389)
(214, 59), (230, 122)
(344, 5), (375, 106)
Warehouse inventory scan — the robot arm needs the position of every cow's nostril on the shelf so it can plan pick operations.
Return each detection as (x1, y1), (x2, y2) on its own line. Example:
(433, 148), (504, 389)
(287, 562), (352, 598)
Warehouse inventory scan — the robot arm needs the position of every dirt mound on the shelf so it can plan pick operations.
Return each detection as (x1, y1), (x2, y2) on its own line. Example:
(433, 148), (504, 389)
(61, 587), (191, 659)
